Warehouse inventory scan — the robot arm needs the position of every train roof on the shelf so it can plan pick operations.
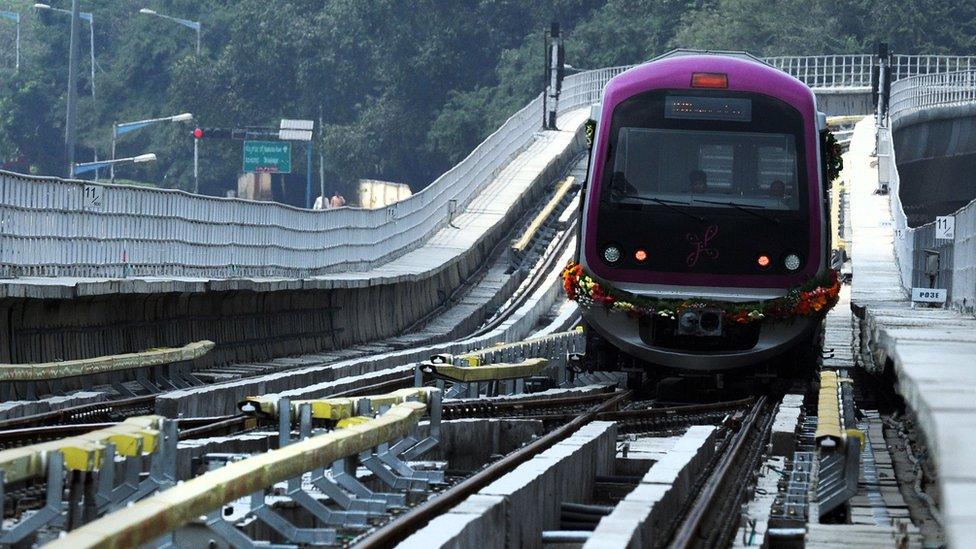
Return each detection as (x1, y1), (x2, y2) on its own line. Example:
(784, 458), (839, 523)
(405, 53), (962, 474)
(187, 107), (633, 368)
(602, 50), (815, 114)
(648, 49), (770, 66)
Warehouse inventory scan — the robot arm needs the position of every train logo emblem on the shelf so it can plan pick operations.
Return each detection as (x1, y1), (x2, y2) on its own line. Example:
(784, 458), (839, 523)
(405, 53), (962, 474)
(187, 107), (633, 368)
(686, 225), (719, 267)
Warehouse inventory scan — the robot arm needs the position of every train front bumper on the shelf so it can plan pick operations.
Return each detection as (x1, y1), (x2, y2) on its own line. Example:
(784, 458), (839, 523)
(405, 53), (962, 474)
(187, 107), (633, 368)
(582, 307), (817, 371)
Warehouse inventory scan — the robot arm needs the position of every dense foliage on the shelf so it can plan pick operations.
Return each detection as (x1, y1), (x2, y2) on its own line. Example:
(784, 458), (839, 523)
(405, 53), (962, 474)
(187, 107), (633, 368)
(0, 0), (972, 204)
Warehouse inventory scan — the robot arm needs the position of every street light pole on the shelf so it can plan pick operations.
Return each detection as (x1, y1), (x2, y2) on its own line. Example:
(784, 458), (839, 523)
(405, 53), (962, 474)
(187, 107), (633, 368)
(110, 113), (193, 183)
(33, 5), (95, 99)
(36, 3), (97, 175)
(110, 123), (117, 182)
(0, 11), (19, 72)
(88, 15), (95, 99)
(64, 0), (80, 177)
(72, 153), (157, 177)
(139, 9), (201, 55)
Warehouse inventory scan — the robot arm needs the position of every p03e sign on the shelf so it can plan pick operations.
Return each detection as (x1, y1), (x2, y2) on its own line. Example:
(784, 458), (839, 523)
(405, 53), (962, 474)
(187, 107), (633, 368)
(911, 287), (947, 304)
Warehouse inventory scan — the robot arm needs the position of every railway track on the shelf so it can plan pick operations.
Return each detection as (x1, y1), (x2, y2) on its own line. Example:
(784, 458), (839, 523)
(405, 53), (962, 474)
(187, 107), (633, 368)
(670, 395), (776, 548)
(355, 390), (635, 548)
(4, 358), (926, 548)
(348, 393), (760, 548)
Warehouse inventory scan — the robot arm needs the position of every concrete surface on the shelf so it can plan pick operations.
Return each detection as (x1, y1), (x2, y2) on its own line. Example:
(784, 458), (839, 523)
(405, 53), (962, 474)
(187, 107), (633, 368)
(583, 425), (717, 549)
(849, 116), (976, 547)
(396, 421), (617, 549)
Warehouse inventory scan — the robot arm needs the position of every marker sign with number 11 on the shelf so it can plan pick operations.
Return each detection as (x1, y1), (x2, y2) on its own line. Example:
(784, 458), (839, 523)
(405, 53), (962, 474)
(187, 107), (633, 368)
(936, 216), (955, 240)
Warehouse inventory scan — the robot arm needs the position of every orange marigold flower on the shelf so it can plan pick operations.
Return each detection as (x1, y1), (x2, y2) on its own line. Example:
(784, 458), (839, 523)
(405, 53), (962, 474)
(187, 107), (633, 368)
(729, 309), (751, 323)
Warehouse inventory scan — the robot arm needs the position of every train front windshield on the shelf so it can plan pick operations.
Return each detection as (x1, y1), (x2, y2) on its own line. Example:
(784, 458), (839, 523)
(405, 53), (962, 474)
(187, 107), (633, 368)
(600, 90), (808, 214)
(607, 129), (800, 211)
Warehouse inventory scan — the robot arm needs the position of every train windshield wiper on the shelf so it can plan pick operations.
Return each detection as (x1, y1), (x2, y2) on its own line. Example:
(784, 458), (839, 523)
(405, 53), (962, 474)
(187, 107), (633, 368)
(691, 198), (781, 224)
(616, 194), (705, 222)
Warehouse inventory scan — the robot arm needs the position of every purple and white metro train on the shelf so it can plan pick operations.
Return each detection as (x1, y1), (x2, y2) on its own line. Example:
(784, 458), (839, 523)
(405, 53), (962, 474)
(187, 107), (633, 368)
(578, 51), (831, 373)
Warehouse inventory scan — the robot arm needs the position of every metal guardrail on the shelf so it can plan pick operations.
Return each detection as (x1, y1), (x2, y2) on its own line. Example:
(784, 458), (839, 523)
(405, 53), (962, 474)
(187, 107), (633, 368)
(890, 69), (976, 121)
(1, 54), (973, 280)
(765, 54), (875, 88)
(891, 55), (976, 82)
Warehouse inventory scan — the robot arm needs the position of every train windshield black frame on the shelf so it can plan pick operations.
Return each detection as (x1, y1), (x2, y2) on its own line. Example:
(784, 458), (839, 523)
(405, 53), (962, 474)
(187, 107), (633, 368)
(601, 89), (809, 214)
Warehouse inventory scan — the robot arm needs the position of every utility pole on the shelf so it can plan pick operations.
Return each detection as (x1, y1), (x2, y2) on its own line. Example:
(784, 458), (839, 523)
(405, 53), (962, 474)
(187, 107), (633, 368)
(545, 22), (564, 130)
(319, 106), (325, 206)
(874, 43), (892, 127)
(305, 142), (313, 208)
(64, 0), (81, 177)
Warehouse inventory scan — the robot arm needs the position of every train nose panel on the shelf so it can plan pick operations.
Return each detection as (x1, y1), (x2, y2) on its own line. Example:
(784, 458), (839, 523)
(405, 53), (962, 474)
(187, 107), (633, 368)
(586, 308), (816, 370)
(675, 308), (724, 337)
(639, 312), (761, 352)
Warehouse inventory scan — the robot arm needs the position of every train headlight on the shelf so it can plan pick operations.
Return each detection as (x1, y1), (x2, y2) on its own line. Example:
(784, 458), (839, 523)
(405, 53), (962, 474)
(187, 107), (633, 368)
(784, 253), (802, 271)
(603, 246), (621, 264)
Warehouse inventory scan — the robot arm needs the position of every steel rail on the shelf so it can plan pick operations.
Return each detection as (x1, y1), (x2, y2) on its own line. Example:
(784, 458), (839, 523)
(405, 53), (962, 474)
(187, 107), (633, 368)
(668, 395), (775, 549)
(400, 169), (580, 337)
(440, 386), (617, 419)
(3, 367), (415, 436)
(470, 215), (579, 338)
(0, 415), (238, 449)
(422, 357), (549, 383)
(0, 394), (158, 431)
(241, 387), (436, 420)
(355, 389), (632, 548)
(517, 396), (755, 424)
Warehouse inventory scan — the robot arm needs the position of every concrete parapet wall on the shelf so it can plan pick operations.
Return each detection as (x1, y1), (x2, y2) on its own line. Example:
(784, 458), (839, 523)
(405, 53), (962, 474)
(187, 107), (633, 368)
(0, 127), (586, 366)
(0, 93), (549, 280)
(891, 103), (976, 225)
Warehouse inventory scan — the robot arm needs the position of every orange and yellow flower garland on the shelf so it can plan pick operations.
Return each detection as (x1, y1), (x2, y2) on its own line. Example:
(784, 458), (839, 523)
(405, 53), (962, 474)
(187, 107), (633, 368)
(561, 260), (840, 324)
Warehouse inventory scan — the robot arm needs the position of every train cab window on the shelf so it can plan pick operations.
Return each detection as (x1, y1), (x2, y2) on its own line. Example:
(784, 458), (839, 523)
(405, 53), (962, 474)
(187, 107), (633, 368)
(602, 90), (807, 214)
(607, 128), (799, 211)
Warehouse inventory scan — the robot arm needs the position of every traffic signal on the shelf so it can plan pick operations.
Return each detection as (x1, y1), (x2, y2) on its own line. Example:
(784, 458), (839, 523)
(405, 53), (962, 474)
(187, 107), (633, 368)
(192, 127), (232, 139)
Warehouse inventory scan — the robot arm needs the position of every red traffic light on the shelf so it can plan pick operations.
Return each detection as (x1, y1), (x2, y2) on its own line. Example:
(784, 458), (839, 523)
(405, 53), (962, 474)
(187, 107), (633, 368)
(192, 127), (204, 139)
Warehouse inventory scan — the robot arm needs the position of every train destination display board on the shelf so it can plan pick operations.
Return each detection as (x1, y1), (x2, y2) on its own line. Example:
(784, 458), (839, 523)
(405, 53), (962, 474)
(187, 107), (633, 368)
(665, 96), (752, 122)
(243, 140), (292, 173)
